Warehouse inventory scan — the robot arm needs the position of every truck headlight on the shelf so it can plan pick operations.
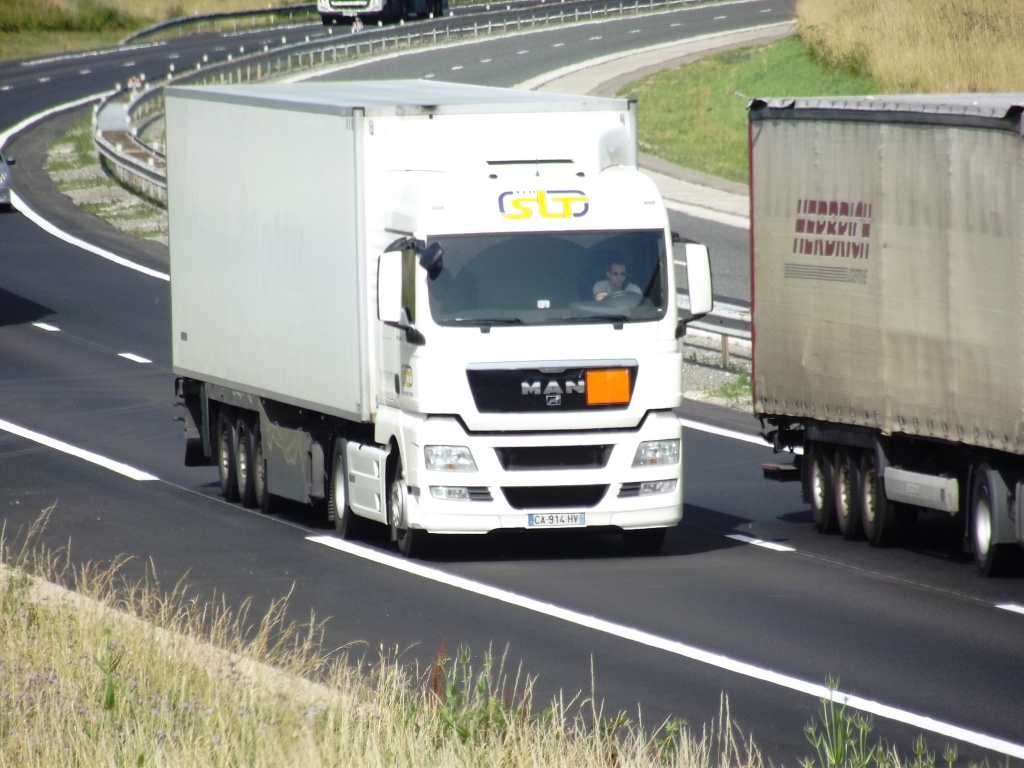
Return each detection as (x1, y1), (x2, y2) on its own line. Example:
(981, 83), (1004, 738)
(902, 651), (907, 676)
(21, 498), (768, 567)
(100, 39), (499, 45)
(425, 445), (477, 472)
(640, 479), (677, 495)
(632, 439), (679, 467)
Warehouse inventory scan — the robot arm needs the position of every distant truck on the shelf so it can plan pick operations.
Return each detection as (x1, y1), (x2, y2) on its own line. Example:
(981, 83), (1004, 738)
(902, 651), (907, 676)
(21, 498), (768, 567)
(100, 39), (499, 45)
(749, 93), (1024, 575)
(317, 0), (446, 25)
(167, 80), (713, 558)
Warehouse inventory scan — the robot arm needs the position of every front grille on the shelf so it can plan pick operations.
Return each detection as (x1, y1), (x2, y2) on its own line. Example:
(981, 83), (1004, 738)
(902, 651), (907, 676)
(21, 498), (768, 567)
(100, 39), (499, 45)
(501, 485), (608, 510)
(495, 445), (611, 471)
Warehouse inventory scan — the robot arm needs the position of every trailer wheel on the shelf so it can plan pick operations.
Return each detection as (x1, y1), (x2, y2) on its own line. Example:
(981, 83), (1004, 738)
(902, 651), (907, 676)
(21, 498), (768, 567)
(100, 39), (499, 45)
(834, 449), (863, 540)
(388, 457), (428, 558)
(252, 420), (272, 513)
(807, 443), (837, 534)
(623, 527), (666, 554)
(329, 440), (367, 540)
(971, 464), (1013, 577)
(216, 409), (239, 502)
(859, 451), (899, 547)
(235, 415), (257, 508)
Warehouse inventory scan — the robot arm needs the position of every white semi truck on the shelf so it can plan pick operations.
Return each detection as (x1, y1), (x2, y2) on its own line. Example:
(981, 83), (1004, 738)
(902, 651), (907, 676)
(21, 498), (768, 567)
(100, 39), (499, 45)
(168, 80), (713, 558)
(749, 93), (1024, 575)
(317, 0), (445, 25)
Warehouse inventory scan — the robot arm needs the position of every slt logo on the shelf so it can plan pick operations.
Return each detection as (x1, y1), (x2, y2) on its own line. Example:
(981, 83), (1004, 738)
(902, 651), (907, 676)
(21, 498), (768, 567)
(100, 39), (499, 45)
(498, 189), (589, 220)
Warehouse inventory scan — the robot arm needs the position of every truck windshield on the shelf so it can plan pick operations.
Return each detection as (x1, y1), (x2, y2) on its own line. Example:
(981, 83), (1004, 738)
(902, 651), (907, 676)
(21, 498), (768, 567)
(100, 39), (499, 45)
(425, 230), (668, 327)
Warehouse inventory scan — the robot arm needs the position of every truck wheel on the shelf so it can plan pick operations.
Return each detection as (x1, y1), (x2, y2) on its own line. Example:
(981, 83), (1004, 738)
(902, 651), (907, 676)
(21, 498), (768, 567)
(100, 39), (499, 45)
(807, 443), (837, 533)
(834, 449), (863, 540)
(388, 457), (428, 558)
(216, 409), (239, 502)
(235, 416), (257, 508)
(971, 464), (1013, 576)
(859, 451), (897, 547)
(329, 440), (367, 540)
(623, 527), (666, 554)
(251, 420), (275, 514)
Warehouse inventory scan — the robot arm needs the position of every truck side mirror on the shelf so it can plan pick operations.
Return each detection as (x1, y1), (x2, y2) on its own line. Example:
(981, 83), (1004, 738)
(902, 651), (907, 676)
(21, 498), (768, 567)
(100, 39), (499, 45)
(685, 243), (713, 318)
(377, 250), (404, 324)
(680, 242), (713, 325)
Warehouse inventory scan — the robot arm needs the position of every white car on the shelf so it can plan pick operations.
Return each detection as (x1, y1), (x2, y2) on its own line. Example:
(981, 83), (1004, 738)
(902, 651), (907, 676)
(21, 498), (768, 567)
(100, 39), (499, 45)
(0, 151), (13, 211)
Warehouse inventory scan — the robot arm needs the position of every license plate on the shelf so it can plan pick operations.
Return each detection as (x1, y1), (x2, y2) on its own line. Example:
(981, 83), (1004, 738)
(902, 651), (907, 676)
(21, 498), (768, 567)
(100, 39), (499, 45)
(528, 513), (586, 528)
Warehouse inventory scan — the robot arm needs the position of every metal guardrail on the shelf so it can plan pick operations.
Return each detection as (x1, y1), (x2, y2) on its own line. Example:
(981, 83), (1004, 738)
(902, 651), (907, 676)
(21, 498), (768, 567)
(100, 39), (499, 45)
(120, 4), (318, 45)
(93, 0), (753, 356)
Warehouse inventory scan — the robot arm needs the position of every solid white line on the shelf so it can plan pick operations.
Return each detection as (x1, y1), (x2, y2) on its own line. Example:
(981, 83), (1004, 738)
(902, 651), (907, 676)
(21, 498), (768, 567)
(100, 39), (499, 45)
(1, 96), (171, 283)
(726, 533), (795, 552)
(33, 322), (60, 332)
(997, 604), (1024, 616)
(118, 353), (152, 364)
(680, 418), (768, 447)
(664, 199), (748, 229)
(0, 419), (158, 481)
(11, 192), (170, 282)
(306, 534), (1024, 760)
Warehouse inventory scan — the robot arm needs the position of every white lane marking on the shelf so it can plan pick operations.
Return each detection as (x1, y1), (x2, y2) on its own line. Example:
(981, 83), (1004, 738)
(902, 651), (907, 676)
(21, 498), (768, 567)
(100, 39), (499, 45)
(79, 69), (91, 75)
(665, 199), (748, 229)
(551, 43), (564, 48)
(450, 65), (463, 70)
(2, 94), (169, 283)
(22, 41), (164, 67)
(38, 77), (51, 84)
(726, 533), (795, 552)
(998, 604), (1024, 616)
(0, 419), (158, 481)
(118, 353), (152, 364)
(10, 192), (169, 281)
(680, 418), (768, 448)
(306, 534), (1024, 760)
(480, 58), (493, 62)
(33, 322), (60, 332)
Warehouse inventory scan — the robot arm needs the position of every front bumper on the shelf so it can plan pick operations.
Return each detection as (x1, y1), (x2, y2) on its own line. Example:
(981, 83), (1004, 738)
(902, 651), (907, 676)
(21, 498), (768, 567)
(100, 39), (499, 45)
(400, 410), (684, 534)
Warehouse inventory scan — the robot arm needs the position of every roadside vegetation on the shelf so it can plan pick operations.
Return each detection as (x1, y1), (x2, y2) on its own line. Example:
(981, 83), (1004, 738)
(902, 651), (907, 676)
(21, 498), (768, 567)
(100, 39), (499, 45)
(0, 0), (314, 61)
(0, 519), (989, 767)
(3, 0), (1022, 764)
(622, 0), (1024, 184)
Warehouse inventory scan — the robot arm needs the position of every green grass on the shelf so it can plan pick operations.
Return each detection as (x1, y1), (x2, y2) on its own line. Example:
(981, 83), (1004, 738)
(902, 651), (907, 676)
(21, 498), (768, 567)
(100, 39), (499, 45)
(708, 372), (753, 405)
(618, 37), (877, 184)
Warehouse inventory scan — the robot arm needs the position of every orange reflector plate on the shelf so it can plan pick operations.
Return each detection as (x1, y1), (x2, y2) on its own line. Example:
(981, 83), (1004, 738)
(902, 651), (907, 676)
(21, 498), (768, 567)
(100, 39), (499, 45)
(586, 369), (631, 405)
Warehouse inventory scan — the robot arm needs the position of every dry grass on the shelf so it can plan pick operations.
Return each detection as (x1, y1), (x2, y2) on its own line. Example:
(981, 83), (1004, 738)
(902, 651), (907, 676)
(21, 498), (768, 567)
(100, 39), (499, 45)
(1, 513), (768, 768)
(796, 0), (1024, 92)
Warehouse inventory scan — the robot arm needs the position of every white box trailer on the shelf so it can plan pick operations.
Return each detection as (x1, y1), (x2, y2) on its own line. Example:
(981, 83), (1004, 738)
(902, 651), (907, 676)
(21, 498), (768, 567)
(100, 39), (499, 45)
(168, 80), (713, 557)
(749, 93), (1024, 574)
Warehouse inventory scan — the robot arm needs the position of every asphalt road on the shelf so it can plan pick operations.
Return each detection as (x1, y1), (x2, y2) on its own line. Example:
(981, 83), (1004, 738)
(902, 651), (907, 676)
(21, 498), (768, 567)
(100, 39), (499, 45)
(2, 2), (1023, 764)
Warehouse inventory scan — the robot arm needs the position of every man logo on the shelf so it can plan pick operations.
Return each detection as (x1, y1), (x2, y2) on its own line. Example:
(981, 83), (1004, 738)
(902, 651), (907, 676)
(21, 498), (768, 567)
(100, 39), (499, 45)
(523, 379), (585, 406)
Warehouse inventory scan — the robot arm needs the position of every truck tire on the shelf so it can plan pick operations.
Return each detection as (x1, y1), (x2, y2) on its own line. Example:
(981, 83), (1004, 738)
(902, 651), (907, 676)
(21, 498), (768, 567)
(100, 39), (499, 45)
(235, 415), (257, 508)
(388, 457), (429, 558)
(216, 409), (239, 502)
(251, 420), (275, 514)
(859, 451), (899, 547)
(329, 439), (368, 540)
(807, 443), (837, 534)
(971, 464), (1013, 577)
(834, 448), (863, 540)
(623, 527), (666, 554)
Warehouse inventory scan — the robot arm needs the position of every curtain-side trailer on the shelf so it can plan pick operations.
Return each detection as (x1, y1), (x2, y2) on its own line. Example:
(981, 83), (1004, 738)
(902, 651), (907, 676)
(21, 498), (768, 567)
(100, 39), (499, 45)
(750, 93), (1024, 575)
